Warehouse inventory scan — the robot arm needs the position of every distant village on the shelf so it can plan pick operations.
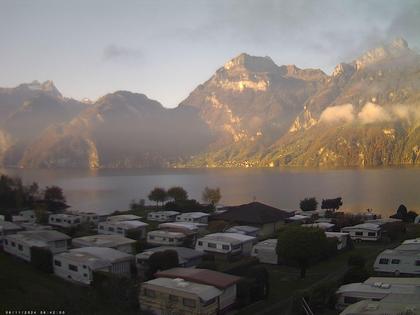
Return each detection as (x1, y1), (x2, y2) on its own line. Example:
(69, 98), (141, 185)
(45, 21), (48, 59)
(1, 174), (420, 315)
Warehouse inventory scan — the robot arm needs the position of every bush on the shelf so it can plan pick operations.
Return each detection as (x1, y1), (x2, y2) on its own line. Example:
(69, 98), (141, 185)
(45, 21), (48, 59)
(93, 271), (139, 311)
(30, 246), (53, 273)
(342, 266), (369, 284)
(347, 254), (366, 268)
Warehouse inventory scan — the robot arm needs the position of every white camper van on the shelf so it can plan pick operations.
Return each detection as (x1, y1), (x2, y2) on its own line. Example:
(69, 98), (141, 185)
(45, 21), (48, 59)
(374, 249), (420, 276)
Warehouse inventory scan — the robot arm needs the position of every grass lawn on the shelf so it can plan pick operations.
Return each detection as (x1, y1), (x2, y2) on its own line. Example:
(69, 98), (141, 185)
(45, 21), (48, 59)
(0, 252), (138, 315)
(236, 241), (399, 315)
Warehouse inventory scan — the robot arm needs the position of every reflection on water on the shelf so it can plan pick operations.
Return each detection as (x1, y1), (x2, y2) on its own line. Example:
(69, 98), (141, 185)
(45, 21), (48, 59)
(1, 167), (419, 216)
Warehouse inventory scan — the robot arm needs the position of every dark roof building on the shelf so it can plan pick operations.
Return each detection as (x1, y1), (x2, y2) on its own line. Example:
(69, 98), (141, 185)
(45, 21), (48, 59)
(213, 202), (292, 225)
(212, 202), (293, 237)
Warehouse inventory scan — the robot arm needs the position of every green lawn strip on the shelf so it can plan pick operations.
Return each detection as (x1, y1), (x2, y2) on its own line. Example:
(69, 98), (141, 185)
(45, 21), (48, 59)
(236, 241), (397, 315)
(0, 252), (136, 315)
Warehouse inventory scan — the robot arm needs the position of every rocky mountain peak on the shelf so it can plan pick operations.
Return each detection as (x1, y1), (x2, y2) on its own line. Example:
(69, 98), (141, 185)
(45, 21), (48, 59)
(224, 53), (278, 72)
(354, 37), (413, 70)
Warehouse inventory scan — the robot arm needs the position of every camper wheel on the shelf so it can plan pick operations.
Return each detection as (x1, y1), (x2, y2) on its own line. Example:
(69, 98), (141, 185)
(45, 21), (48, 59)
(394, 270), (400, 276)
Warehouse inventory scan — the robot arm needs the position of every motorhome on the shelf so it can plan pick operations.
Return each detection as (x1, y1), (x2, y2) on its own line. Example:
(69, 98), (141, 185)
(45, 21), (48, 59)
(106, 214), (142, 222)
(195, 233), (256, 256)
(3, 230), (70, 261)
(98, 220), (148, 239)
(72, 234), (136, 254)
(374, 247), (420, 276)
(53, 247), (133, 285)
(341, 223), (381, 241)
(336, 277), (420, 310)
(147, 211), (180, 222)
(325, 232), (349, 250)
(136, 246), (204, 269)
(251, 239), (278, 264)
(49, 214), (83, 228)
(147, 230), (186, 246)
(175, 212), (209, 224)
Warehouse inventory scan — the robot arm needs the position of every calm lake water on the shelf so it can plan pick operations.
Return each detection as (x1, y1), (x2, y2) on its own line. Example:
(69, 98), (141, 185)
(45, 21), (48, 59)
(1, 167), (419, 216)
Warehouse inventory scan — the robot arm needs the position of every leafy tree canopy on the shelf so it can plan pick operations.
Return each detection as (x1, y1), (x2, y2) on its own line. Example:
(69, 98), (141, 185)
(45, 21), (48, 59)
(167, 186), (188, 202)
(276, 226), (329, 278)
(299, 197), (318, 212)
(202, 186), (221, 206)
(321, 197), (343, 211)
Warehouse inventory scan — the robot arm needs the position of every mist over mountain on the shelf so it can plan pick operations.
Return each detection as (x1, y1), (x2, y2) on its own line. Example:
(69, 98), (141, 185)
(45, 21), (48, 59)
(0, 38), (419, 168)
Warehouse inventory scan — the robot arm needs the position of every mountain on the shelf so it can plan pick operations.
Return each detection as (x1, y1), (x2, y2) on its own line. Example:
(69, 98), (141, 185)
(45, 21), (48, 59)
(0, 81), (87, 166)
(0, 38), (419, 168)
(180, 38), (420, 167)
(19, 91), (212, 168)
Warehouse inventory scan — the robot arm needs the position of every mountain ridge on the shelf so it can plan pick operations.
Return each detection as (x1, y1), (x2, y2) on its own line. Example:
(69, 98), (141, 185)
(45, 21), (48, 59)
(0, 38), (419, 168)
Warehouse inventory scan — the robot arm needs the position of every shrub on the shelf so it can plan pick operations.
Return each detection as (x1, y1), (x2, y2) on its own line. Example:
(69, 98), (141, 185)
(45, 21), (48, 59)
(347, 254), (366, 268)
(342, 266), (369, 284)
(30, 246), (53, 273)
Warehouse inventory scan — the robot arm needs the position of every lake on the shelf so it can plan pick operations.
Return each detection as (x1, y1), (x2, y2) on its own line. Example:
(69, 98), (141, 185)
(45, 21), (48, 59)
(1, 167), (419, 217)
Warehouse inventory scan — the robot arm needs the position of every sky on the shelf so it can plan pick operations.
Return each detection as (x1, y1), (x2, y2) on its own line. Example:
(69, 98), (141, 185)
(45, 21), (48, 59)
(0, 0), (419, 108)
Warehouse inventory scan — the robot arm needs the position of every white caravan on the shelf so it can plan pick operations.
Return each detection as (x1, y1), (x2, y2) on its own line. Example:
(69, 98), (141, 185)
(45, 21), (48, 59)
(251, 239), (278, 264)
(341, 223), (381, 241)
(147, 230), (186, 246)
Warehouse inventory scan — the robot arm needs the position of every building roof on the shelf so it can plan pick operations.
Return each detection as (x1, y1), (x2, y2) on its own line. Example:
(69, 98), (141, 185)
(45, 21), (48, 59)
(286, 214), (310, 221)
(253, 238), (278, 249)
(213, 202), (293, 225)
(72, 234), (136, 248)
(339, 294), (420, 315)
(101, 220), (148, 229)
(158, 222), (201, 231)
(18, 230), (70, 242)
(106, 214), (142, 222)
(148, 211), (180, 216)
(19, 223), (53, 231)
(325, 232), (348, 237)
(337, 279), (420, 296)
(199, 232), (256, 244)
(225, 225), (260, 234)
(72, 247), (132, 263)
(342, 223), (381, 231)
(155, 267), (241, 289)
(302, 222), (335, 230)
(54, 250), (112, 270)
(0, 221), (22, 232)
(144, 277), (222, 302)
(148, 230), (186, 238)
(136, 246), (203, 264)
(177, 212), (209, 219)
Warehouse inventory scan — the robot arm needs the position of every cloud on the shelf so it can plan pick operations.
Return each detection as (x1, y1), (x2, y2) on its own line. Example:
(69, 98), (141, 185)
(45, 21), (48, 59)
(358, 102), (391, 124)
(319, 104), (355, 123)
(391, 104), (420, 124)
(103, 44), (143, 61)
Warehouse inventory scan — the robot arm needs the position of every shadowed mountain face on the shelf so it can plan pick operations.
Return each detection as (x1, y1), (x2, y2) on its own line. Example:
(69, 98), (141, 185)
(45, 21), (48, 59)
(0, 38), (419, 168)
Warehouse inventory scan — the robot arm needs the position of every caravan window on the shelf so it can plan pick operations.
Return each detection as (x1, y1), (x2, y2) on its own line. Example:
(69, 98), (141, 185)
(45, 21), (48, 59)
(391, 259), (400, 264)
(368, 232), (376, 237)
(169, 295), (178, 303)
(18, 244), (23, 251)
(54, 260), (62, 267)
(183, 298), (196, 308)
(355, 232), (363, 236)
(208, 243), (217, 248)
(144, 288), (155, 298)
(379, 258), (389, 265)
(198, 241), (203, 246)
(415, 260), (420, 266)
(69, 264), (78, 272)
(222, 245), (230, 250)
